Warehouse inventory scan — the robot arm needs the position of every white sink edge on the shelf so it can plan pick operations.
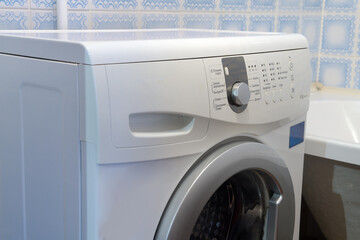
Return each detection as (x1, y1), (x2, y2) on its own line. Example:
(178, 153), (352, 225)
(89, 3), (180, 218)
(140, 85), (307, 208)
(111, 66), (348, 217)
(305, 134), (360, 166)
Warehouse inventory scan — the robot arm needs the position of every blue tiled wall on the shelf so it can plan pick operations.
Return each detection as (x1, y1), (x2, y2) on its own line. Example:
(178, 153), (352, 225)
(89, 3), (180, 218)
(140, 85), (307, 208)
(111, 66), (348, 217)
(1, 0), (360, 89)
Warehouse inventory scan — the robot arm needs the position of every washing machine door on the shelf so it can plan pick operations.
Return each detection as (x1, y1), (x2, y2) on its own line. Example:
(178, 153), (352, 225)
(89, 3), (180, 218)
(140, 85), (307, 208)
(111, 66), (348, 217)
(155, 141), (295, 240)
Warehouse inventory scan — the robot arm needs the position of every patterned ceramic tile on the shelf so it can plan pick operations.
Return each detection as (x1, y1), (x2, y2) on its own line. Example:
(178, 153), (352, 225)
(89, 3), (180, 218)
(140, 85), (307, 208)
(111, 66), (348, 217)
(250, 0), (276, 11)
(182, 14), (216, 29)
(324, 0), (358, 12)
(321, 15), (355, 55)
(142, 0), (180, 10)
(183, 0), (216, 11)
(68, 12), (88, 29)
(142, 14), (179, 28)
(0, 10), (28, 29)
(219, 14), (246, 31)
(310, 57), (318, 82)
(303, 0), (323, 11)
(319, 58), (352, 87)
(31, 0), (55, 9)
(92, 0), (138, 10)
(0, 0), (28, 8)
(301, 15), (321, 53)
(68, 0), (88, 9)
(249, 15), (275, 32)
(92, 12), (137, 29)
(277, 15), (299, 33)
(278, 0), (301, 11)
(31, 10), (56, 29)
(219, 0), (247, 11)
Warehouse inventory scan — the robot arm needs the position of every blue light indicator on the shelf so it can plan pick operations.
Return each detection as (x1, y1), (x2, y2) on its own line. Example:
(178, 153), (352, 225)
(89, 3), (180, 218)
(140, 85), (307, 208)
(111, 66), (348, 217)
(289, 121), (305, 148)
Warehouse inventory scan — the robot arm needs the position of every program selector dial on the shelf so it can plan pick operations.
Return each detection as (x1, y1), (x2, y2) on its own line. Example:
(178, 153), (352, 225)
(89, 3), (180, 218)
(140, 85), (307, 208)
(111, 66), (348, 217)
(231, 82), (251, 107)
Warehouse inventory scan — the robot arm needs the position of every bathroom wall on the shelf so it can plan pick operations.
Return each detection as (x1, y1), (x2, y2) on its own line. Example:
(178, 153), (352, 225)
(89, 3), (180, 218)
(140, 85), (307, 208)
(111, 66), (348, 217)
(0, 0), (359, 89)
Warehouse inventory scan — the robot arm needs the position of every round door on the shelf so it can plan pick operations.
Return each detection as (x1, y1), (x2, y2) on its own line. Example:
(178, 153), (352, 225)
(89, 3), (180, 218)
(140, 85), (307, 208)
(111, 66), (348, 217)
(155, 140), (295, 240)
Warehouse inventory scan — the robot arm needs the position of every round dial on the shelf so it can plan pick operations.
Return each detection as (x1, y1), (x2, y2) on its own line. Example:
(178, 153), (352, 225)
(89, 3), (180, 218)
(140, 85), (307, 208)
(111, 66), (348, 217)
(231, 82), (250, 107)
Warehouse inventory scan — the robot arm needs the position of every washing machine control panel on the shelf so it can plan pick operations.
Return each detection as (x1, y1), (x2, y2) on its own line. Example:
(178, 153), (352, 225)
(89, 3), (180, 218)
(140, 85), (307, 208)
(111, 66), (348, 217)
(204, 49), (311, 124)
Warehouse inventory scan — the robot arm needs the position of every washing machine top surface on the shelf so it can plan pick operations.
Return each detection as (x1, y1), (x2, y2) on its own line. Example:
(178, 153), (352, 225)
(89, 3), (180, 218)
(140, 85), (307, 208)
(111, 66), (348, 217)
(0, 29), (275, 41)
(0, 29), (308, 64)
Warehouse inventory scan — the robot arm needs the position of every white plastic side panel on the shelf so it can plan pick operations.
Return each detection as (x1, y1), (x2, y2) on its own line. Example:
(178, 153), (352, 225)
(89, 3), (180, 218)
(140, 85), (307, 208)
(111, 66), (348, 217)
(80, 142), (99, 240)
(106, 60), (210, 148)
(0, 54), (80, 240)
(203, 49), (311, 123)
(78, 65), (104, 240)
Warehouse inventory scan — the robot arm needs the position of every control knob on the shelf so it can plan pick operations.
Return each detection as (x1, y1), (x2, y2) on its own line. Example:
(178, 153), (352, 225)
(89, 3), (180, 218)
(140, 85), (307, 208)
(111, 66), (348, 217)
(231, 82), (250, 106)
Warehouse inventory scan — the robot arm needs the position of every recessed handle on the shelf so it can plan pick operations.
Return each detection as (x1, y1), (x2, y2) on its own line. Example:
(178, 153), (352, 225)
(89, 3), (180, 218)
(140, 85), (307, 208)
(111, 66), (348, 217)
(266, 193), (282, 240)
(129, 113), (194, 138)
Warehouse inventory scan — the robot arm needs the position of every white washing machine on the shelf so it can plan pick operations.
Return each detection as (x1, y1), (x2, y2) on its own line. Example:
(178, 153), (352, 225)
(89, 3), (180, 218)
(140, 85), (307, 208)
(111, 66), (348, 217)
(0, 29), (311, 240)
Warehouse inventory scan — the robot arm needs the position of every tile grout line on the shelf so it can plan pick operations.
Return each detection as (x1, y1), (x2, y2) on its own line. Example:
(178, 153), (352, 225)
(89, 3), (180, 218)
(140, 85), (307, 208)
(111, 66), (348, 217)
(315, 0), (326, 84)
(28, 0), (31, 30)
(298, 0), (303, 34)
(245, 0), (250, 31)
(274, 0), (278, 32)
(350, 4), (360, 88)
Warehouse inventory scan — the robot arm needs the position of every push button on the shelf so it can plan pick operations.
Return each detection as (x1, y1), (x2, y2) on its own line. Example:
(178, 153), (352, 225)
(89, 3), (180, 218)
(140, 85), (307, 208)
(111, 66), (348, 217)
(264, 91), (271, 105)
(279, 88), (283, 102)
(289, 61), (294, 71)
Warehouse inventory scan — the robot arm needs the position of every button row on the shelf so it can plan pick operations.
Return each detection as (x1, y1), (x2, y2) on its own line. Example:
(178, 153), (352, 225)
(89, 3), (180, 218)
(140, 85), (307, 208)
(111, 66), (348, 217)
(263, 84), (295, 105)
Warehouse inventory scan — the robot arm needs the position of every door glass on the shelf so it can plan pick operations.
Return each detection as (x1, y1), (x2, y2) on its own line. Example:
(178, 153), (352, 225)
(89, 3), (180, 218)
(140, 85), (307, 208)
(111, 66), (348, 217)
(190, 170), (280, 240)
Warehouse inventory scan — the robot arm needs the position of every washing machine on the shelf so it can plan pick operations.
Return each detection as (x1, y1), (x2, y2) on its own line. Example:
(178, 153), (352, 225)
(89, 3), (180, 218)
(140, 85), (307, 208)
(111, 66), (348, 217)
(0, 29), (311, 240)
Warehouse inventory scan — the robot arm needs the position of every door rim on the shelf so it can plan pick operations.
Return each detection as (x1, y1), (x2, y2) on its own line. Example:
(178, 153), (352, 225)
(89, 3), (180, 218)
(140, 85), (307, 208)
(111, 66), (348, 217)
(155, 139), (295, 240)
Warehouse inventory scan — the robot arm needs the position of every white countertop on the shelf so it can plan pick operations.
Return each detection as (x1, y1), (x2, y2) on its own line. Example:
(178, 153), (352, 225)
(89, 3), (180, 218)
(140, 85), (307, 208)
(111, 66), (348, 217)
(305, 86), (360, 165)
